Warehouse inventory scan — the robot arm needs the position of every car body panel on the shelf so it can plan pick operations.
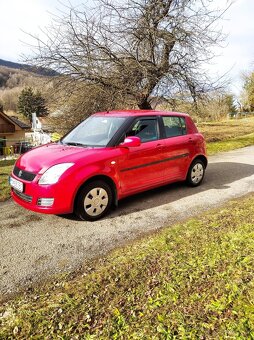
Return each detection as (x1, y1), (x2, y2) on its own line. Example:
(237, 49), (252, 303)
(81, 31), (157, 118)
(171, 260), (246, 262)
(118, 139), (166, 194)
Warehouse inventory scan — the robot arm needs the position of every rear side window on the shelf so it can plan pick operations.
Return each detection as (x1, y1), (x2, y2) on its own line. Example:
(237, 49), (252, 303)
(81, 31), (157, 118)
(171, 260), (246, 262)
(162, 116), (187, 138)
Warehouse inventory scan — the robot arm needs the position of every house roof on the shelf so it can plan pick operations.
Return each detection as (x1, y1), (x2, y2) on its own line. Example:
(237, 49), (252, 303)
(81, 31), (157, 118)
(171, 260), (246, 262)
(9, 116), (31, 129)
(0, 110), (31, 129)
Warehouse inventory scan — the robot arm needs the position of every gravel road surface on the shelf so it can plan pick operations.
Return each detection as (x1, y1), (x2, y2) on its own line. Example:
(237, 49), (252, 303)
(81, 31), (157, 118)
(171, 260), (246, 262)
(1, 146), (254, 298)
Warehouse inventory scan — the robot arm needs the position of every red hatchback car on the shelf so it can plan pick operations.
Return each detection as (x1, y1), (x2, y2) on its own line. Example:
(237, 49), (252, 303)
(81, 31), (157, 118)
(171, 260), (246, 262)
(10, 110), (207, 221)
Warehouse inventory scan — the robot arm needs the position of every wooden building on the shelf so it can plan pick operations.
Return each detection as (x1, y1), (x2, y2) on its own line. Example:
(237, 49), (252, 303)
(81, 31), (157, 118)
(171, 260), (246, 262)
(0, 110), (31, 155)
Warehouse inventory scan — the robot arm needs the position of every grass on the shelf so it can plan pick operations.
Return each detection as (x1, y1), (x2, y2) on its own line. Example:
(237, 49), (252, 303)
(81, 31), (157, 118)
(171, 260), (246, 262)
(1, 194), (254, 337)
(0, 159), (15, 202)
(198, 117), (254, 155)
(198, 117), (254, 142)
(207, 132), (254, 155)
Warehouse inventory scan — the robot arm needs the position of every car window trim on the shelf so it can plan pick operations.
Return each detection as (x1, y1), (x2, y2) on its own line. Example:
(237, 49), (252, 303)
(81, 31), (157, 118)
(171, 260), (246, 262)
(108, 116), (134, 147)
(179, 117), (187, 135)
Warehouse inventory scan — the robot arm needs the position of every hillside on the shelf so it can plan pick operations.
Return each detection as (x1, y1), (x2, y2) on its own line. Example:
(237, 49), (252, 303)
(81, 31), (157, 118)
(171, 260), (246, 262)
(0, 58), (60, 113)
(0, 59), (58, 77)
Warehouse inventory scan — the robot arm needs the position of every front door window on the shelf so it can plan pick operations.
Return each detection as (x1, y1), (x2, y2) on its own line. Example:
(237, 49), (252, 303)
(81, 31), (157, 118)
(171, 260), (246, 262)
(127, 118), (159, 143)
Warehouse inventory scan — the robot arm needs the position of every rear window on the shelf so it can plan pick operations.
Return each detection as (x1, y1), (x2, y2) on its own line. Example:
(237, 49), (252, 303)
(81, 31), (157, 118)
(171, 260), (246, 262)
(162, 116), (187, 138)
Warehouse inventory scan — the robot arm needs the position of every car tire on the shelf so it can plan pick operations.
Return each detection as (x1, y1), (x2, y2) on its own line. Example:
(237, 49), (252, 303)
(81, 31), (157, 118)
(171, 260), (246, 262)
(75, 180), (113, 221)
(186, 159), (205, 187)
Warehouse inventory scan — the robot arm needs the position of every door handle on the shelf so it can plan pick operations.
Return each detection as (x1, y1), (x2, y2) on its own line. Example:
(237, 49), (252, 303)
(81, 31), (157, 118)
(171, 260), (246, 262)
(156, 144), (164, 150)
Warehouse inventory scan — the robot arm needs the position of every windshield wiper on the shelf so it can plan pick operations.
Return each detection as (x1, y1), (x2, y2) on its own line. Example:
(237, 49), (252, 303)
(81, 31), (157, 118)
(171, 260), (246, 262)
(64, 142), (87, 147)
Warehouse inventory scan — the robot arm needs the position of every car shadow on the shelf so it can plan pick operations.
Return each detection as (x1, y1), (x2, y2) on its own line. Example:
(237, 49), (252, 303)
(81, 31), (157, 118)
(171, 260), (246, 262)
(59, 162), (254, 221)
(111, 161), (254, 217)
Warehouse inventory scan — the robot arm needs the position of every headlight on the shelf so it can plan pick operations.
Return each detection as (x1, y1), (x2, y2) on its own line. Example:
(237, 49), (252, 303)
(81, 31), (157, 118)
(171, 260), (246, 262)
(38, 163), (74, 185)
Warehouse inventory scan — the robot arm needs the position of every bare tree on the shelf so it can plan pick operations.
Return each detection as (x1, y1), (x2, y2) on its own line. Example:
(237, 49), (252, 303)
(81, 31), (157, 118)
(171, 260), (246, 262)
(47, 80), (136, 131)
(27, 0), (230, 110)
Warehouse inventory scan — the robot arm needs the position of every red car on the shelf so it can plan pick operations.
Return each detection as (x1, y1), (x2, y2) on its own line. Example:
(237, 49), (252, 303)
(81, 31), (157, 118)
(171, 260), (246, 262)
(10, 110), (207, 221)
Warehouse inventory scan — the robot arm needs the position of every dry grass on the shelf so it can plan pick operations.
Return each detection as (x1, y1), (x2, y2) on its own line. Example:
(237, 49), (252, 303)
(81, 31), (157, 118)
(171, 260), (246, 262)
(198, 116), (254, 142)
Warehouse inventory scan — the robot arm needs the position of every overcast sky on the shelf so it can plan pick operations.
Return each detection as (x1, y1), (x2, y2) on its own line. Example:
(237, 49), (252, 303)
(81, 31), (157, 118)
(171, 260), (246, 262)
(0, 0), (254, 96)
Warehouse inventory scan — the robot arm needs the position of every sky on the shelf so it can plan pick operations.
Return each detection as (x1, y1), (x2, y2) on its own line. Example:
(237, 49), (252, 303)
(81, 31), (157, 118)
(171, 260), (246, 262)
(0, 0), (254, 97)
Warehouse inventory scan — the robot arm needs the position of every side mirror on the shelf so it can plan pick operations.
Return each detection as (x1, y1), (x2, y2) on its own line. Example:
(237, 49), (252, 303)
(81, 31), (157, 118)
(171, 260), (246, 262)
(120, 136), (141, 148)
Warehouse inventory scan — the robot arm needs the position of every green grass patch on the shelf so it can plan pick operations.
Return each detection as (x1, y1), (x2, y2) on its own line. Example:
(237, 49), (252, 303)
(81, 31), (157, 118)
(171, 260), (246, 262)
(0, 159), (15, 202)
(207, 132), (254, 155)
(1, 194), (254, 338)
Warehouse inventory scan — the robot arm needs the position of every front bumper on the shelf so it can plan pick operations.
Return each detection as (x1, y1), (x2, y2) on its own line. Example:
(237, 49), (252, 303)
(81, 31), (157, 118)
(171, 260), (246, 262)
(10, 174), (74, 215)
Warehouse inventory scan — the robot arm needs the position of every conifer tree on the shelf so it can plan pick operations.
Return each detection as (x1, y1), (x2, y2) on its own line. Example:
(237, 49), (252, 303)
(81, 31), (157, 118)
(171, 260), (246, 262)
(18, 87), (48, 121)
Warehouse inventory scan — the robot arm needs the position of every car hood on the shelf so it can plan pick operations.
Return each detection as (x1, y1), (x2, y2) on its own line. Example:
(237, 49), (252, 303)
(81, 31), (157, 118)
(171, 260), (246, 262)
(15, 143), (109, 173)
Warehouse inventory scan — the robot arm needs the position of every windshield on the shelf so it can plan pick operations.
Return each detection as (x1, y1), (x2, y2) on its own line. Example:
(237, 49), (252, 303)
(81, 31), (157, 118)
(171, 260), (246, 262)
(61, 116), (127, 147)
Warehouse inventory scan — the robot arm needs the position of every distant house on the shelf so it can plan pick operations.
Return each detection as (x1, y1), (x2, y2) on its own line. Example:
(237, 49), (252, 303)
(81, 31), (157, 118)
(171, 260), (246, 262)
(0, 110), (31, 155)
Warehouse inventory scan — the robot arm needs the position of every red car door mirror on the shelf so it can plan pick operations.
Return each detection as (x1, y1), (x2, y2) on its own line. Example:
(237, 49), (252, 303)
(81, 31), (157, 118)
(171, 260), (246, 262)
(120, 136), (141, 148)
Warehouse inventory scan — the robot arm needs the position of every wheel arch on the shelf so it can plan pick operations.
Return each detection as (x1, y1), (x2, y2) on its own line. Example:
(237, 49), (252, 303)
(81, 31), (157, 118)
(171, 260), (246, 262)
(191, 155), (208, 169)
(185, 155), (207, 186)
(185, 154), (207, 181)
(73, 175), (118, 211)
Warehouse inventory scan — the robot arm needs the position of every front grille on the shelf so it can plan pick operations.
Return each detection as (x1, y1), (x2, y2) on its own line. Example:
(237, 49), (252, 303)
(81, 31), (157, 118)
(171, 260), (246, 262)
(13, 189), (33, 203)
(13, 166), (36, 182)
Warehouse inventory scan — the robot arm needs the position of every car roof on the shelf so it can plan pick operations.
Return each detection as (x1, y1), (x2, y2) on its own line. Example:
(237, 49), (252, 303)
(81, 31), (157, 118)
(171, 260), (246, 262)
(92, 110), (189, 118)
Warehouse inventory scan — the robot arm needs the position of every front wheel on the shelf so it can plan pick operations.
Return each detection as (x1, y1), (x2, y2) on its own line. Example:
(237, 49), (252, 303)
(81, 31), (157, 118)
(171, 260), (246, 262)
(186, 159), (205, 187)
(75, 180), (113, 221)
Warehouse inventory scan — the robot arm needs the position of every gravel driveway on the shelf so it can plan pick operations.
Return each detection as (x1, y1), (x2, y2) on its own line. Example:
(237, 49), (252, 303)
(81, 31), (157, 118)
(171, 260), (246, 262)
(1, 145), (254, 299)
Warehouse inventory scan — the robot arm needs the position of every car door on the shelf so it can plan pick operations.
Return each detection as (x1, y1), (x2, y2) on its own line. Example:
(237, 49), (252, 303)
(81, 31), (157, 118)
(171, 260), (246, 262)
(118, 117), (165, 194)
(161, 116), (193, 182)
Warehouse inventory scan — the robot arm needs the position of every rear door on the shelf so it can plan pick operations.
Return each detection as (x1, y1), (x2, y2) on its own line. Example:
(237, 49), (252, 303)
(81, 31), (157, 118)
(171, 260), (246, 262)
(161, 116), (193, 182)
(118, 117), (165, 194)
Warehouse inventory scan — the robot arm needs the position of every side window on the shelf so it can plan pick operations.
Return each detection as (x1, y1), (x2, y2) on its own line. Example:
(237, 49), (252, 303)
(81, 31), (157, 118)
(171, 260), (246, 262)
(127, 118), (159, 143)
(162, 116), (186, 138)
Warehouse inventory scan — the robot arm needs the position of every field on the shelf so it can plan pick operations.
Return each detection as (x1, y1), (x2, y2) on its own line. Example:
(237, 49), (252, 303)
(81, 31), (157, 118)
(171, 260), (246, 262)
(199, 117), (254, 154)
(198, 117), (254, 142)
(1, 194), (254, 337)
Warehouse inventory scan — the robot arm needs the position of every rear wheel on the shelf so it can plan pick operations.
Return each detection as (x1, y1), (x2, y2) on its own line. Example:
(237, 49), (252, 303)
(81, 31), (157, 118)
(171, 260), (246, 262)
(186, 159), (205, 187)
(75, 180), (113, 221)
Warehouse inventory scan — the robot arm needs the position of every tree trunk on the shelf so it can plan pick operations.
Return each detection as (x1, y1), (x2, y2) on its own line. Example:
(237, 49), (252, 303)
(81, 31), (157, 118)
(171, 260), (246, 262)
(137, 96), (153, 110)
